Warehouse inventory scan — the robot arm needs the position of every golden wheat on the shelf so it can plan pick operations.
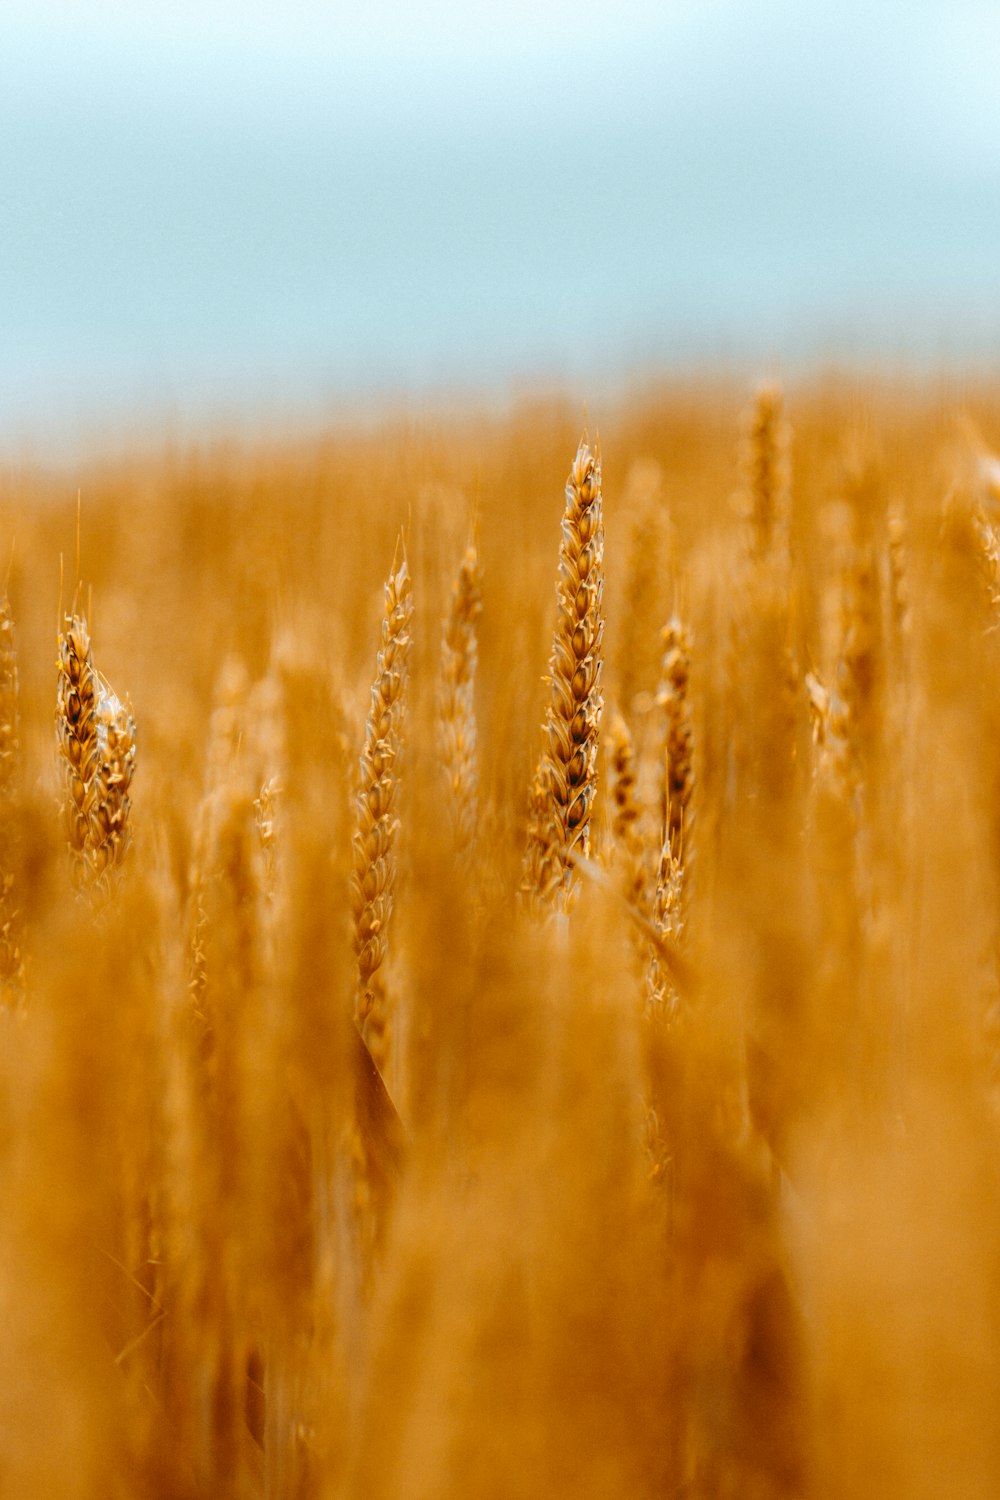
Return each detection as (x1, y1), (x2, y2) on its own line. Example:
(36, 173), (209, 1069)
(523, 435), (605, 912)
(352, 550), (413, 1070)
(1, 378), (1000, 1499)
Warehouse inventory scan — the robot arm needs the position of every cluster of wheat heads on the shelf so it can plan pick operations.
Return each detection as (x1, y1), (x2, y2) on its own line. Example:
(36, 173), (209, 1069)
(1, 380), (1000, 1498)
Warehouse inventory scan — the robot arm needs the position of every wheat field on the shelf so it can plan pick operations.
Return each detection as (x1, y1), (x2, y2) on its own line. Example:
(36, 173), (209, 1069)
(0, 376), (999, 1499)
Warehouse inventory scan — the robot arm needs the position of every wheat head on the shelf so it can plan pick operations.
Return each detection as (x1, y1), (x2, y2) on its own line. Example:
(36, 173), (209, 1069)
(522, 436), (605, 911)
(352, 552), (413, 1066)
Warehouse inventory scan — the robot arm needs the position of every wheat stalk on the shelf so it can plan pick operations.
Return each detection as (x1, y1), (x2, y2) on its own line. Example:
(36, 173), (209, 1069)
(647, 618), (694, 1010)
(522, 436), (605, 912)
(56, 613), (101, 882)
(646, 839), (686, 1012)
(352, 550), (413, 1068)
(657, 616), (694, 860)
(56, 610), (136, 893)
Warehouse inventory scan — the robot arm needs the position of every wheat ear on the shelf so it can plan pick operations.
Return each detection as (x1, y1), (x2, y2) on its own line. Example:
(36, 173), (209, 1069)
(352, 551), (413, 1066)
(56, 613), (101, 882)
(437, 540), (482, 854)
(522, 435), (605, 911)
(56, 611), (136, 891)
(648, 618), (693, 1009)
(657, 616), (694, 859)
(647, 839), (686, 1012)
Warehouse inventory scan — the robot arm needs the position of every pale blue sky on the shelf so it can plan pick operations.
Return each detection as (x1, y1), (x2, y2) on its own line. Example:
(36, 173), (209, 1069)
(3, 2), (1000, 445)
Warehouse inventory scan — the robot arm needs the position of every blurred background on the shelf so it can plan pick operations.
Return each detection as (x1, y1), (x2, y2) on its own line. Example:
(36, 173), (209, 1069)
(3, 0), (999, 449)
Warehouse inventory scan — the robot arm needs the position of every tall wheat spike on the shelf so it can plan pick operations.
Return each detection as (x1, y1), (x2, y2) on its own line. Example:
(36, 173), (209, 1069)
(437, 540), (482, 855)
(352, 550), (413, 1069)
(522, 436), (605, 911)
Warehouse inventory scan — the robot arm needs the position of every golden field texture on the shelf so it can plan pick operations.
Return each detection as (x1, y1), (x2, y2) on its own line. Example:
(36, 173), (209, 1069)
(1, 377), (1000, 1498)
